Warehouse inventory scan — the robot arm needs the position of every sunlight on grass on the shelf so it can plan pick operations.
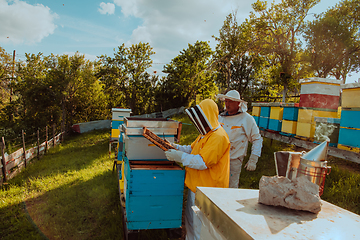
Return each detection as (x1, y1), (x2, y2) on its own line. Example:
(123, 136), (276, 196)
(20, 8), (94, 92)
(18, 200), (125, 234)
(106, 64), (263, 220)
(1, 120), (360, 240)
(0, 130), (123, 240)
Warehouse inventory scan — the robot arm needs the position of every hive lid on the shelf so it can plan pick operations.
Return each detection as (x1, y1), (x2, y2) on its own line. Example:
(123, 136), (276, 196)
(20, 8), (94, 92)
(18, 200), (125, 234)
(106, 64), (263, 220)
(299, 77), (341, 85)
(341, 82), (360, 90)
(301, 140), (329, 161)
(252, 102), (271, 107)
(112, 108), (132, 112)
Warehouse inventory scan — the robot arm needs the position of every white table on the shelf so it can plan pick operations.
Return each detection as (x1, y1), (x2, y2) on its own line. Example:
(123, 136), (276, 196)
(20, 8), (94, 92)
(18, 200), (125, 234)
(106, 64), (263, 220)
(195, 187), (360, 240)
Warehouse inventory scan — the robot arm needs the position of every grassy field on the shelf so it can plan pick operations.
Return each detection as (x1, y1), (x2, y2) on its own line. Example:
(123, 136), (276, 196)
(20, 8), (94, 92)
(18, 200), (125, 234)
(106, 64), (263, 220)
(1, 114), (359, 240)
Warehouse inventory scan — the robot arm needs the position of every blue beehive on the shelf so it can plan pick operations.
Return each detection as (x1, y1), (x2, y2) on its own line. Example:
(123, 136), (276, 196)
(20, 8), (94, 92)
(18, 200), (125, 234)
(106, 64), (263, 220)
(338, 128), (360, 148)
(268, 119), (282, 132)
(259, 116), (269, 129)
(253, 116), (259, 126)
(118, 117), (185, 234)
(124, 157), (185, 230)
(338, 108), (360, 150)
(282, 103), (299, 121)
(340, 109), (360, 129)
(260, 106), (271, 118)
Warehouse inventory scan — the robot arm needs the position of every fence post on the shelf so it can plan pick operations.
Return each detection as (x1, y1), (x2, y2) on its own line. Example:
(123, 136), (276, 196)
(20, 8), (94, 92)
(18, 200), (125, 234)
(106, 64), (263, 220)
(45, 126), (48, 154)
(1, 137), (7, 182)
(22, 130), (27, 168)
(53, 124), (55, 147)
(37, 129), (40, 160)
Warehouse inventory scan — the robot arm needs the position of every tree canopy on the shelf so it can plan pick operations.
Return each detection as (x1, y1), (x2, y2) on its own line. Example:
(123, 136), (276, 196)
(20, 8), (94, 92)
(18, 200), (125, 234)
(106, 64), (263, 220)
(1, 0), (359, 138)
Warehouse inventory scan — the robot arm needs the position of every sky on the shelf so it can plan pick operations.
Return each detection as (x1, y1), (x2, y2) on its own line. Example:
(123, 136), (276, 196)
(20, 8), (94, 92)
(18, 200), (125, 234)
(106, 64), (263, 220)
(0, 0), (359, 83)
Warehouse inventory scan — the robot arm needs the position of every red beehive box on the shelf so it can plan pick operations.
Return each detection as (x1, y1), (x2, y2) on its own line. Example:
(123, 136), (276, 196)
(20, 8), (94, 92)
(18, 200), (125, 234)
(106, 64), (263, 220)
(299, 77), (341, 110)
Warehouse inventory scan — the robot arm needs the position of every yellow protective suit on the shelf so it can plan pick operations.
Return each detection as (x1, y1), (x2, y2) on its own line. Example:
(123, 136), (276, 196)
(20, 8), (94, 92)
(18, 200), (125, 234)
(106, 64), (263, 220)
(185, 99), (230, 193)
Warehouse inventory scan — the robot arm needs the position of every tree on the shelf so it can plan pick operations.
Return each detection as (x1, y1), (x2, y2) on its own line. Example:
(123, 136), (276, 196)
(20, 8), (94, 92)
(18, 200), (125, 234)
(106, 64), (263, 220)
(249, 0), (320, 101)
(161, 41), (217, 108)
(14, 52), (108, 132)
(213, 12), (245, 92)
(0, 47), (14, 127)
(97, 42), (156, 115)
(0, 47), (12, 106)
(303, 0), (360, 83)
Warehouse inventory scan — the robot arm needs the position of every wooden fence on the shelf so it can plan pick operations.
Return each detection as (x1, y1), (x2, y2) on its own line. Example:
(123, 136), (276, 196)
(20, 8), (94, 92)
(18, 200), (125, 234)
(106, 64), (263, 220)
(0, 126), (64, 185)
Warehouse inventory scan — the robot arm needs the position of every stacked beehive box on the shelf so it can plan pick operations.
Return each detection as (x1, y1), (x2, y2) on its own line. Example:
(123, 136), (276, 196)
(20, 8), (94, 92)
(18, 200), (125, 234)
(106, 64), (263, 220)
(268, 102), (283, 132)
(251, 103), (261, 126)
(111, 108), (131, 140)
(258, 103), (271, 130)
(338, 83), (360, 153)
(280, 103), (299, 137)
(296, 77), (341, 141)
(119, 117), (185, 231)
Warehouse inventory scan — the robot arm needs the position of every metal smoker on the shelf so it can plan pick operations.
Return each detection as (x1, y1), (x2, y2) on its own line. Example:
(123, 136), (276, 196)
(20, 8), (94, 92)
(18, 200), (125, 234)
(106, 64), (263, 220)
(296, 141), (331, 196)
(274, 140), (331, 196)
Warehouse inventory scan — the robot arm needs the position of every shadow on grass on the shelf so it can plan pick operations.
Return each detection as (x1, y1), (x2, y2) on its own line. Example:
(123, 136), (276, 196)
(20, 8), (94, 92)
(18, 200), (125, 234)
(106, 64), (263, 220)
(1, 129), (184, 240)
(0, 201), (46, 240)
(10, 130), (111, 185)
(24, 170), (123, 240)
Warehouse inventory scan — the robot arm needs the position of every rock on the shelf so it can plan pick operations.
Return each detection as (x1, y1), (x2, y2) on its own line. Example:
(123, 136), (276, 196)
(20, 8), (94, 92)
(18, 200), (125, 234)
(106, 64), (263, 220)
(258, 175), (322, 213)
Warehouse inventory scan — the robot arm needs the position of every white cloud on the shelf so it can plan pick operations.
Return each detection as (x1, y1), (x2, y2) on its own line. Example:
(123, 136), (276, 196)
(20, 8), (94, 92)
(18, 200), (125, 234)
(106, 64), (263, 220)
(0, 0), (58, 44)
(113, 0), (248, 66)
(98, 2), (115, 15)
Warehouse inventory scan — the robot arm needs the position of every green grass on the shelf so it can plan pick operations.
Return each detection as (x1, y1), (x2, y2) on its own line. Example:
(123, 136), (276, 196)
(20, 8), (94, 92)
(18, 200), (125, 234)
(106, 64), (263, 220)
(0, 130), (123, 240)
(1, 116), (360, 240)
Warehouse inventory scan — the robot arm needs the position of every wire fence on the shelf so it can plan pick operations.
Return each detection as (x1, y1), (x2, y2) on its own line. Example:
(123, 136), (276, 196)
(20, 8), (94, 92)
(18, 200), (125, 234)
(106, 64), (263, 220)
(0, 125), (64, 185)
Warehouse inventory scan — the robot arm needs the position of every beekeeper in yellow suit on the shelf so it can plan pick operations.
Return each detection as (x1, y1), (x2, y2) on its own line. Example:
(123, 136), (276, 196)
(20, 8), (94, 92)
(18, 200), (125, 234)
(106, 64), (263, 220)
(165, 99), (230, 240)
(217, 90), (263, 188)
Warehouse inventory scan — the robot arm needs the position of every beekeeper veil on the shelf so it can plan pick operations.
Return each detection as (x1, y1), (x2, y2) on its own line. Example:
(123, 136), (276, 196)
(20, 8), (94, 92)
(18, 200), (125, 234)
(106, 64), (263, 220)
(185, 99), (221, 135)
(217, 90), (248, 113)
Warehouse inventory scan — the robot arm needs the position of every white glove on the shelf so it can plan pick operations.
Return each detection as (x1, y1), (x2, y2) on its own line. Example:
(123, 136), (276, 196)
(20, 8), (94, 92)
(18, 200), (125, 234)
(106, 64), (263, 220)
(165, 149), (184, 163)
(245, 154), (259, 171)
(165, 140), (179, 150)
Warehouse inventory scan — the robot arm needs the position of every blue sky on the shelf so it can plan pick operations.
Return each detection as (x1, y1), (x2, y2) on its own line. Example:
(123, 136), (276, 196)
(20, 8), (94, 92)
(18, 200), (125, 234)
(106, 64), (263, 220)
(0, 0), (358, 83)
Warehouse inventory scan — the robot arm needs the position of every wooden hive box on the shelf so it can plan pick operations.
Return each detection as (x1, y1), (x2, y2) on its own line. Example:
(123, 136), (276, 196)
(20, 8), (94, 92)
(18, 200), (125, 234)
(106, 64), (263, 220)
(281, 120), (297, 136)
(340, 108), (360, 129)
(269, 102), (283, 120)
(268, 119), (282, 132)
(124, 158), (185, 230)
(111, 108), (131, 140)
(338, 108), (360, 151)
(298, 108), (338, 124)
(341, 83), (360, 108)
(296, 122), (316, 140)
(281, 103), (299, 121)
(252, 116), (259, 126)
(338, 128), (360, 150)
(252, 106), (261, 117)
(259, 116), (269, 130)
(299, 77), (341, 110)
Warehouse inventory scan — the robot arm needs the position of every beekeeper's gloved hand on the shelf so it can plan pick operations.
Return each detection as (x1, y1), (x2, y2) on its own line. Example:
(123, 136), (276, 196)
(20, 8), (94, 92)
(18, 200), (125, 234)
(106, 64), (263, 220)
(165, 149), (183, 162)
(165, 149), (207, 170)
(165, 140), (193, 153)
(165, 139), (179, 150)
(245, 154), (259, 171)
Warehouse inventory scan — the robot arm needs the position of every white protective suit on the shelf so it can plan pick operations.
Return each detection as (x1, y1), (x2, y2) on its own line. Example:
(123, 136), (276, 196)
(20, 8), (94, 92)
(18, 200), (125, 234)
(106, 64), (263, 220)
(218, 110), (263, 188)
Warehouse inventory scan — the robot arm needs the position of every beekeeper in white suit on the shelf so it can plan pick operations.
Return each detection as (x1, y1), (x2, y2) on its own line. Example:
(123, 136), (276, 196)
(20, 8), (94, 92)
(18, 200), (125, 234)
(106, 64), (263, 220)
(217, 90), (263, 188)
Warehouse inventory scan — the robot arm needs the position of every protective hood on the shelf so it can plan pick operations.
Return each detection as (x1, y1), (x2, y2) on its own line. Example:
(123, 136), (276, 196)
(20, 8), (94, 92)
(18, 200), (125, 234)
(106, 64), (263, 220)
(185, 99), (220, 135)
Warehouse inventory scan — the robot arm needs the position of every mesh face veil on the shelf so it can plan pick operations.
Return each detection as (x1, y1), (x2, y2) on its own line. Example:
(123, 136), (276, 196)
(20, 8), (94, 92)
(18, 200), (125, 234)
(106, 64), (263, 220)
(185, 105), (213, 135)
